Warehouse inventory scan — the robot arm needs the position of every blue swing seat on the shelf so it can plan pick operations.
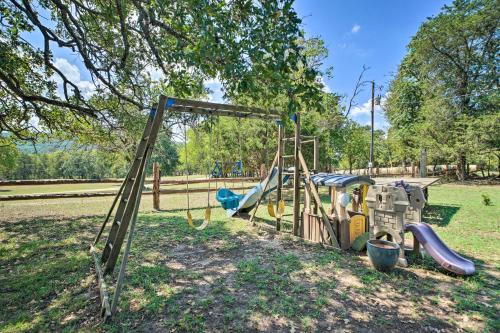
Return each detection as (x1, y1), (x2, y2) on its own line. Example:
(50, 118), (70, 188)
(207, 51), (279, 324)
(216, 188), (245, 210)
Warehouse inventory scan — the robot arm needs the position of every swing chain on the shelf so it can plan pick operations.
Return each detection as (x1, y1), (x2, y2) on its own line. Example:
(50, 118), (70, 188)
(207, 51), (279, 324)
(183, 118), (190, 212)
(206, 115), (213, 207)
(237, 116), (245, 192)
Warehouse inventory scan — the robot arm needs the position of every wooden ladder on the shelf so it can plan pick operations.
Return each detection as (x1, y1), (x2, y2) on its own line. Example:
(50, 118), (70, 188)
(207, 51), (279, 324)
(91, 95), (168, 319)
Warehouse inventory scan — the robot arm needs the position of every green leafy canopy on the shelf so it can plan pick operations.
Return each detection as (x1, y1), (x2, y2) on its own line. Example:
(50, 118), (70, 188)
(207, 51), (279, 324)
(1, 0), (325, 144)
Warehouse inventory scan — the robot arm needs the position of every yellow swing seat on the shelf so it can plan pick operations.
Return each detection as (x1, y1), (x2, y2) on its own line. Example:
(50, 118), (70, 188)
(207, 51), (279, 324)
(186, 206), (211, 230)
(268, 199), (285, 218)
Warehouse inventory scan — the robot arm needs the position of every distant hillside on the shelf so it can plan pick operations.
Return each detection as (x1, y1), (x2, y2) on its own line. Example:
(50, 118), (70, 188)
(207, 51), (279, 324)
(17, 141), (74, 154)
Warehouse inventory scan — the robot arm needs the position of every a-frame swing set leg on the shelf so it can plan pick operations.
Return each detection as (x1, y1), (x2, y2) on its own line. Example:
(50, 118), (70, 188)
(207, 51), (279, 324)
(90, 95), (168, 320)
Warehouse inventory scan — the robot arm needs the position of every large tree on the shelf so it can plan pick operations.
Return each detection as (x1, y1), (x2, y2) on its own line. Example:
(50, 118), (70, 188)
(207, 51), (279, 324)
(1, 0), (325, 143)
(385, 0), (499, 179)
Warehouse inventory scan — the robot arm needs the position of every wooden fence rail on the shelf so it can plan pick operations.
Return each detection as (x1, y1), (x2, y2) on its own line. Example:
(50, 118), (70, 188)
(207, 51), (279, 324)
(0, 179), (124, 186)
(0, 186), (254, 201)
(159, 177), (260, 185)
(0, 176), (260, 187)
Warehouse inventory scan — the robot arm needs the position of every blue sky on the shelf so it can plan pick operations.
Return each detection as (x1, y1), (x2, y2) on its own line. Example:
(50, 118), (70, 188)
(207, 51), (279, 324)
(30, 1), (452, 132)
(294, 0), (452, 129)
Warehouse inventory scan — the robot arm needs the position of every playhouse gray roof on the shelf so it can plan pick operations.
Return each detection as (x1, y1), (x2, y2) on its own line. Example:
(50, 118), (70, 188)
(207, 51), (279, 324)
(310, 173), (375, 187)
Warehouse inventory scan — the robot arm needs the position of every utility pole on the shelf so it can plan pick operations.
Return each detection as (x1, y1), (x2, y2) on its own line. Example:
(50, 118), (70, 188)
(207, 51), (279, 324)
(369, 80), (375, 176)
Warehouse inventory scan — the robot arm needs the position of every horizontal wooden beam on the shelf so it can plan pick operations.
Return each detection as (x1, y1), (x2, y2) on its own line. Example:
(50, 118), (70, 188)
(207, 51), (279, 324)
(167, 97), (281, 117)
(167, 106), (280, 120)
(165, 96), (281, 119)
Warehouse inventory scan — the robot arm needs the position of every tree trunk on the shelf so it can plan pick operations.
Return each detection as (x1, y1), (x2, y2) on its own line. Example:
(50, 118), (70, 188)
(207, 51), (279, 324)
(497, 154), (500, 174)
(457, 152), (467, 181)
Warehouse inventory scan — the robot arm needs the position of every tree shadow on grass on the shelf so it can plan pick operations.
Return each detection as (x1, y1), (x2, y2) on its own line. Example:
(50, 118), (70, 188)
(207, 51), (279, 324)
(0, 216), (102, 332)
(405, 250), (498, 329)
(2, 210), (497, 332)
(102, 212), (461, 332)
(422, 204), (460, 227)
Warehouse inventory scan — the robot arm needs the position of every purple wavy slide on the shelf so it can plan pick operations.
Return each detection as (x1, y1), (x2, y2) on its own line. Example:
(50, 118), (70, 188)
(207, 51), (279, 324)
(405, 222), (476, 275)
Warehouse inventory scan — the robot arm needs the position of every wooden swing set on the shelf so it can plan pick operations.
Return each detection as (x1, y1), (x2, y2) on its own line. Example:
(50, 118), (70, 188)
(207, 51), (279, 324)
(90, 95), (282, 320)
(90, 95), (343, 320)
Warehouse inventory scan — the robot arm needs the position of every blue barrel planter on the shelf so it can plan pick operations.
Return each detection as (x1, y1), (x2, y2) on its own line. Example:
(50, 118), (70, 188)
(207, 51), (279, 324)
(367, 239), (400, 272)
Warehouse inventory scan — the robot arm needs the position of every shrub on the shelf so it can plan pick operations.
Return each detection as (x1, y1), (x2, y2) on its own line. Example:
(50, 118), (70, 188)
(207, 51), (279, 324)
(481, 194), (491, 206)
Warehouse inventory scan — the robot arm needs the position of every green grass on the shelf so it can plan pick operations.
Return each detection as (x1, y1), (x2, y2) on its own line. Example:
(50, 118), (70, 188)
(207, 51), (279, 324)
(419, 184), (499, 262)
(0, 182), (498, 332)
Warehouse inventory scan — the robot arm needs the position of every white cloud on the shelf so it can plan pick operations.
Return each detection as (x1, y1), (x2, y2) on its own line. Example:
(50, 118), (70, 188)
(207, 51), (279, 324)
(351, 24), (361, 34)
(318, 77), (331, 93)
(351, 99), (374, 116)
(54, 58), (80, 82)
(53, 58), (95, 98)
(350, 96), (386, 116)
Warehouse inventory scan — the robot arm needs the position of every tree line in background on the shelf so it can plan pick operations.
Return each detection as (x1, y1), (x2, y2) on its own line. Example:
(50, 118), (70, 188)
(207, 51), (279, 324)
(0, 145), (128, 180)
(0, 0), (497, 181)
(384, 0), (499, 180)
(1, 114), (497, 180)
(0, 133), (180, 180)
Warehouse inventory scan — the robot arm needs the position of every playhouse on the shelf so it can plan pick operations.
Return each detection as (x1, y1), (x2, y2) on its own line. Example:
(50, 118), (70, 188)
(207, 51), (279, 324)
(242, 110), (475, 277)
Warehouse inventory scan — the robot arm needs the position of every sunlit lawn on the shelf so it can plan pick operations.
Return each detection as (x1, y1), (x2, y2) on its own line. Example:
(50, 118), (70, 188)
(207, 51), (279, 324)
(0, 183), (498, 332)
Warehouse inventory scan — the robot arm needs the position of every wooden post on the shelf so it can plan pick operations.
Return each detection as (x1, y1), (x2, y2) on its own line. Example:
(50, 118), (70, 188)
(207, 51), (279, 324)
(420, 149), (427, 177)
(313, 136), (319, 172)
(313, 136), (319, 215)
(304, 185), (311, 213)
(329, 187), (336, 216)
(276, 124), (284, 231)
(411, 161), (416, 178)
(293, 113), (301, 236)
(153, 162), (160, 210)
(369, 80), (375, 176)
